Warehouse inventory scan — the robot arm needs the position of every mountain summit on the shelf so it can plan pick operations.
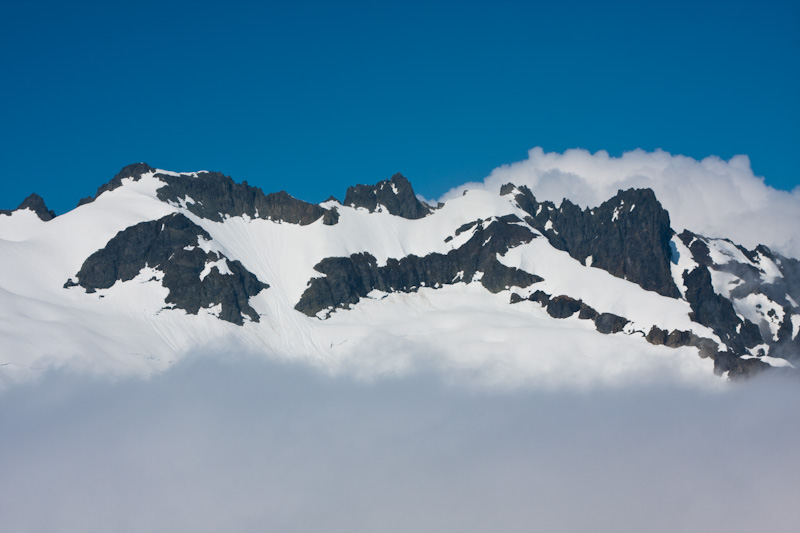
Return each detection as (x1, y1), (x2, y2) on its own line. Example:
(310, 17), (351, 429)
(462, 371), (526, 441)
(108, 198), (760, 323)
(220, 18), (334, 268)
(1, 164), (797, 386)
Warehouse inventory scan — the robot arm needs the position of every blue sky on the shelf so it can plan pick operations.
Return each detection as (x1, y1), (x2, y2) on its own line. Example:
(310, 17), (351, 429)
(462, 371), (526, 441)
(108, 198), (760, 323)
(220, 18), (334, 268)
(1, 0), (798, 214)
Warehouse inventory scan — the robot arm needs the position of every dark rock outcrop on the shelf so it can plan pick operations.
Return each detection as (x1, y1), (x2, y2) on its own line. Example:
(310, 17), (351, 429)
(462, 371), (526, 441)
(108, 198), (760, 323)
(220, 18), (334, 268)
(546, 296), (582, 319)
(77, 163), (337, 226)
(578, 303), (599, 320)
(499, 183), (516, 196)
(713, 351), (770, 379)
(529, 290), (550, 307)
(155, 172), (333, 225)
(1, 193), (56, 221)
(595, 313), (629, 334)
(645, 326), (718, 358)
(645, 326), (668, 345)
(679, 229), (799, 361)
(66, 213), (268, 325)
(534, 292), (629, 334)
(344, 173), (432, 219)
(77, 163), (156, 206)
(296, 215), (541, 317)
(514, 186), (680, 298)
(682, 265), (762, 355)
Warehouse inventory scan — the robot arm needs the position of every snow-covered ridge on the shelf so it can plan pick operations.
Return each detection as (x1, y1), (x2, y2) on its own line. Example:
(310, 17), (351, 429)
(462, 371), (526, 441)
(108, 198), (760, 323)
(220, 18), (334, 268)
(0, 164), (797, 388)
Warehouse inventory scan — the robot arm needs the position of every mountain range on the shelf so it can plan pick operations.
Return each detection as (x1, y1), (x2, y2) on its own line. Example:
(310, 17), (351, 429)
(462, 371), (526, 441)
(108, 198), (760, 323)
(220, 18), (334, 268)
(1, 163), (797, 387)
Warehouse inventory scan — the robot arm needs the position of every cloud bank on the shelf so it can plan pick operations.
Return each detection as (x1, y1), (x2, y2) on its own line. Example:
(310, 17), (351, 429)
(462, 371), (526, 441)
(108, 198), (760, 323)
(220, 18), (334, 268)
(441, 147), (800, 259)
(1, 356), (798, 533)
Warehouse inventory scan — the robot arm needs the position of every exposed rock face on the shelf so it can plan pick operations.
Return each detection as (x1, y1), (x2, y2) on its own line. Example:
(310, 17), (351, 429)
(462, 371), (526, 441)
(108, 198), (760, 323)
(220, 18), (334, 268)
(0, 193), (56, 221)
(646, 326), (719, 358)
(67, 213), (268, 325)
(154, 172), (334, 225)
(296, 215), (541, 317)
(99, 162), (155, 202)
(546, 296), (582, 319)
(529, 290), (551, 307)
(78, 163), (337, 226)
(677, 229), (800, 360)
(578, 303), (599, 320)
(514, 289), (632, 337)
(344, 173), (432, 219)
(513, 185), (680, 298)
(595, 313), (629, 334)
(713, 351), (770, 379)
(682, 265), (759, 355)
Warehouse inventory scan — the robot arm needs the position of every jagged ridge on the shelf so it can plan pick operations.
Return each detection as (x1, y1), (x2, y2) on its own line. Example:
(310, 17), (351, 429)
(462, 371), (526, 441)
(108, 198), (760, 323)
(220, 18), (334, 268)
(79, 163), (339, 226)
(344, 173), (432, 219)
(296, 215), (541, 317)
(509, 184), (679, 298)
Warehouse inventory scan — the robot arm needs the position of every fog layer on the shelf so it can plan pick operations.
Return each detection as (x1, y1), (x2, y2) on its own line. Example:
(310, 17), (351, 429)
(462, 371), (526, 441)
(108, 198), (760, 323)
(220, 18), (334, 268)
(1, 356), (798, 533)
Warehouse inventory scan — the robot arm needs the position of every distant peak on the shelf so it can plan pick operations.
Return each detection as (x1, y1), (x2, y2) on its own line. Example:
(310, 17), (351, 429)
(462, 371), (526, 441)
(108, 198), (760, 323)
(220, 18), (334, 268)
(612, 187), (658, 204)
(77, 163), (156, 207)
(499, 183), (517, 196)
(0, 193), (57, 221)
(18, 193), (56, 221)
(344, 173), (431, 219)
(114, 162), (155, 181)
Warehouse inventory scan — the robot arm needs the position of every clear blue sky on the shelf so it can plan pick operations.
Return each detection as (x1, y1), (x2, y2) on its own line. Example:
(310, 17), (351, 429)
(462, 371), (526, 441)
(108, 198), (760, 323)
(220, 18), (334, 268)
(1, 0), (798, 214)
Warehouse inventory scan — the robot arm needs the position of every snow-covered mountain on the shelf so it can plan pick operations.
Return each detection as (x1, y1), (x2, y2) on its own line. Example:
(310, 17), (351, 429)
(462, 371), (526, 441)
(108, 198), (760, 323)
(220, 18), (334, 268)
(1, 163), (797, 387)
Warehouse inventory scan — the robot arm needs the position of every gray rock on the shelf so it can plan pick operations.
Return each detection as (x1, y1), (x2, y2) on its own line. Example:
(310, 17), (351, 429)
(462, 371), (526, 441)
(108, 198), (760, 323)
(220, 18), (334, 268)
(1, 193), (56, 221)
(514, 186), (680, 298)
(78, 163), (338, 226)
(295, 215), (542, 317)
(67, 213), (268, 325)
(546, 296), (582, 319)
(344, 173), (432, 219)
(595, 313), (629, 334)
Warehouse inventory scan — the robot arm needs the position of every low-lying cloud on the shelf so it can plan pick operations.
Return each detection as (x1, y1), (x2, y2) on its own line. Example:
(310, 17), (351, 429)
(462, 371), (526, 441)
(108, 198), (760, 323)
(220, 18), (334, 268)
(441, 147), (800, 259)
(1, 355), (798, 533)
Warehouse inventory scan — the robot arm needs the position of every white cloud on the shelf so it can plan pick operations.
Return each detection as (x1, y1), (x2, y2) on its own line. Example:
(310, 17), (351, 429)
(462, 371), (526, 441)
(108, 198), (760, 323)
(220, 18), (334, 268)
(441, 147), (800, 259)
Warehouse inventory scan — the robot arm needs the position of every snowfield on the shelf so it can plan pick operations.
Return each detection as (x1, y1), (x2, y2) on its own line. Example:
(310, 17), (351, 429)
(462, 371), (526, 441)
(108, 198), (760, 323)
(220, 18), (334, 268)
(0, 169), (785, 389)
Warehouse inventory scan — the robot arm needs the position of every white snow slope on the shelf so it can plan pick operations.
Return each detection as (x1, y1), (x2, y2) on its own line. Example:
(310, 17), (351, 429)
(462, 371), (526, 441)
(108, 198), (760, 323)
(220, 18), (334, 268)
(0, 169), (751, 389)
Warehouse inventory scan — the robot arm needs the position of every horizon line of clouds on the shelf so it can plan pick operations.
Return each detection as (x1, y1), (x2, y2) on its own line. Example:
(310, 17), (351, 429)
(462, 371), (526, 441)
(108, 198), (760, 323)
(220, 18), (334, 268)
(438, 147), (800, 259)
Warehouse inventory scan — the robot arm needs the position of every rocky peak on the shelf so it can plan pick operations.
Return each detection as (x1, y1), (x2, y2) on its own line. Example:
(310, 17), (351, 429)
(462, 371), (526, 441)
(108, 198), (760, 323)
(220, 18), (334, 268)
(499, 183), (517, 196)
(112, 162), (156, 182)
(153, 171), (336, 226)
(513, 185), (680, 298)
(77, 163), (338, 226)
(77, 163), (156, 206)
(344, 173), (432, 219)
(0, 193), (56, 221)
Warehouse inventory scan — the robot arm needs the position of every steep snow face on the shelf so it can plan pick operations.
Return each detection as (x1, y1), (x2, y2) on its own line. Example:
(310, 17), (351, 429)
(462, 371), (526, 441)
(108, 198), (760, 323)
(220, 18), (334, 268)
(669, 235), (698, 298)
(0, 168), (791, 388)
(499, 238), (717, 341)
(314, 283), (718, 389)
